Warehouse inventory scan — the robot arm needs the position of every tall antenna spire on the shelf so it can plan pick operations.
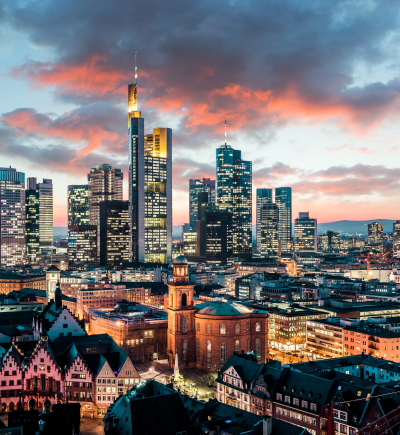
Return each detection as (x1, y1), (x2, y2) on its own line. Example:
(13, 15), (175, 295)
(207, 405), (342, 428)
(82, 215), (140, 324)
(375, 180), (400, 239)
(224, 120), (227, 145)
(135, 52), (137, 85)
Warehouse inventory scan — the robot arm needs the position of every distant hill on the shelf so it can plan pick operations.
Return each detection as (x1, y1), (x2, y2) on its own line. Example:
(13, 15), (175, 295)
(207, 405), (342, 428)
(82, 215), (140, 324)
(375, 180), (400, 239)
(54, 226), (68, 237)
(317, 220), (396, 235)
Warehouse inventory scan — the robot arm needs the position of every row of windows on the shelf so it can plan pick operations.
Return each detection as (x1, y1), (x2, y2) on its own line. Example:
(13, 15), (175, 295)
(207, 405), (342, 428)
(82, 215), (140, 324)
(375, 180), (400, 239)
(188, 321), (262, 334)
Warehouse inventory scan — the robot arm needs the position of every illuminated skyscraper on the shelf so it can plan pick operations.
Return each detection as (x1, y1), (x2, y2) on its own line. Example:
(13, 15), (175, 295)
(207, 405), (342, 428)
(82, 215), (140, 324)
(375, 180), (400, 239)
(275, 187), (292, 253)
(259, 203), (279, 257)
(294, 212), (317, 252)
(128, 65), (172, 264)
(205, 206), (233, 266)
(216, 142), (252, 258)
(37, 178), (53, 251)
(0, 167), (26, 266)
(100, 200), (130, 268)
(393, 221), (400, 258)
(256, 189), (272, 253)
(368, 222), (383, 245)
(68, 185), (89, 226)
(25, 179), (40, 265)
(318, 230), (340, 252)
(68, 225), (97, 265)
(189, 178), (215, 232)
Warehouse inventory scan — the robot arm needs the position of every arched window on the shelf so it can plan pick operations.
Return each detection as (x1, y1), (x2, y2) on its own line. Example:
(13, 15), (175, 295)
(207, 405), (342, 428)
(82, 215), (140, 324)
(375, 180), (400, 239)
(196, 339), (200, 360)
(182, 316), (187, 333)
(220, 324), (226, 335)
(182, 293), (187, 307)
(246, 323), (250, 332)
(196, 322), (200, 332)
(176, 268), (181, 276)
(235, 340), (240, 352)
(235, 324), (240, 334)
(220, 341), (226, 363)
(206, 340), (212, 362)
(247, 339), (250, 352)
(206, 324), (211, 334)
(183, 339), (187, 361)
(255, 322), (261, 332)
(256, 338), (261, 360)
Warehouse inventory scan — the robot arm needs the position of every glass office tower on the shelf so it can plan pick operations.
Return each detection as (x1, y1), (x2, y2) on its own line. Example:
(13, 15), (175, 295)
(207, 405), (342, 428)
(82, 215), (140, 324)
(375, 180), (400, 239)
(68, 185), (89, 226)
(25, 183), (40, 265)
(0, 167), (26, 266)
(256, 188), (272, 253)
(68, 225), (98, 265)
(393, 221), (400, 258)
(189, 178), (215, 232)
(294, 212), (317, 252)
(259, 203), (279, 257)
(275, 187), (292, 253)
(216, 145), (252, 258)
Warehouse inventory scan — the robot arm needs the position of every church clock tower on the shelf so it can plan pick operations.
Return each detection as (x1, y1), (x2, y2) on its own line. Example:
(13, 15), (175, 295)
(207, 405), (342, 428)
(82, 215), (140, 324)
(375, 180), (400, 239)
(46, 265), (60, 303)
(167, 256), (196, 369)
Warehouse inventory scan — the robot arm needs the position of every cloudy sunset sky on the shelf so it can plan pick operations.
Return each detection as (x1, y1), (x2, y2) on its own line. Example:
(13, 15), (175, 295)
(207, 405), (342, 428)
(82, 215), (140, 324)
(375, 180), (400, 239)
(1, 0), (400, 226)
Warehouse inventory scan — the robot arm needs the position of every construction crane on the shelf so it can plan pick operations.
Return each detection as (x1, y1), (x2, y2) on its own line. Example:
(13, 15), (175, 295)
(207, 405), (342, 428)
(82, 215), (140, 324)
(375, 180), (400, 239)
(366, 253), (370, 282)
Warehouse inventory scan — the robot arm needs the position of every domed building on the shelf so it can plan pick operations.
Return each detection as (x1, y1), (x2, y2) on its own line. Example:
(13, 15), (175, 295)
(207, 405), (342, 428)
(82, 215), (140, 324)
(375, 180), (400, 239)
(167, 256), (269, 371)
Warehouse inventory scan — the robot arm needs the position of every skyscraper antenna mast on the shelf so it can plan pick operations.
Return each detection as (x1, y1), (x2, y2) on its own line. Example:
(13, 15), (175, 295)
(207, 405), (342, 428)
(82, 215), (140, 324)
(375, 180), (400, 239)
(225, 120), (227, 145)
(135, 52), (137, 85)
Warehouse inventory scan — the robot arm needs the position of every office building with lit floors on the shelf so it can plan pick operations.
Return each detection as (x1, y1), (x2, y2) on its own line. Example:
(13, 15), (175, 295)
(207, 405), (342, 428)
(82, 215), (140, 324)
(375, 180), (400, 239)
(275, 187), (292, 253)
(0, 167), (26, 266)
(25, 183), (40, 265)
(394, 221), (400, 259)
(256, 188), (272, 253)
(205, 207), (233, 266)
(100, 200), (130, 268)
(294, 212), (317, 253)
(68, 225), (98, 265)
(259, 203), (279, 258)
(189, 178), (216, 232)
(128, 82), (172, 264)
(68, 184), (89, 226)
(216, 143), (252, 259)
(167, 256), (269, 371)
(368, 221), (383, 245)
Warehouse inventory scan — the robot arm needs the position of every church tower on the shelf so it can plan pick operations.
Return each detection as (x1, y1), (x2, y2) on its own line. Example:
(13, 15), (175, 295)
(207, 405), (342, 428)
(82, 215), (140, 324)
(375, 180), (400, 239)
(46, 265), (60, 303)
(167, 255), (196, 368)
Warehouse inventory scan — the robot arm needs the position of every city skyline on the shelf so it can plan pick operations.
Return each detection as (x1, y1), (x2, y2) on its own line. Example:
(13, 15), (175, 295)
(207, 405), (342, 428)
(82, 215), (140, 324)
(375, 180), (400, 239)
(1, 1), (400, 226)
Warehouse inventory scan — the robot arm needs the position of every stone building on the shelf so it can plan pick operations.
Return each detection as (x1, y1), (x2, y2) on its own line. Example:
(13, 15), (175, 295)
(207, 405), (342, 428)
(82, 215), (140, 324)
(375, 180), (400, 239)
(167, 255), (269, 371)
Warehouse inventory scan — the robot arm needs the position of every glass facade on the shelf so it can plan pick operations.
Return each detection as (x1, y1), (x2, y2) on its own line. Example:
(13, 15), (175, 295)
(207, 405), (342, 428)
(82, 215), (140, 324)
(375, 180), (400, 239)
(216, 145), (252, 258)
(394, 221), (400, 258)
(368, 222), (383, 245)
(25, 187), (40, 265)
(0, 167), (25, 266)
(294, 212), (317, 252)
(68, 225), (98, 265)
(256, 189), (272, 253)
(260, 203), (279, 257)
(37, 179), (53, 250)
(68, 185), (89, 226)
(205, 209), (233, 266)
(189, 178), (215, 232)
(275, 187), (292, 253)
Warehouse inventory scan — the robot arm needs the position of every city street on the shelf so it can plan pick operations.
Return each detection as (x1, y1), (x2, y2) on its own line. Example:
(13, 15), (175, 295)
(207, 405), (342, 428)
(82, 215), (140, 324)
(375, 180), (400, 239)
(80, 417), (104, 435)
(269, 348), (311, 365)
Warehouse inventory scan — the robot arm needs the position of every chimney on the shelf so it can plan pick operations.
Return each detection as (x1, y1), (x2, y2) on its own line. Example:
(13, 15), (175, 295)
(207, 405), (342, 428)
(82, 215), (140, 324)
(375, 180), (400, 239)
(263, 416), (272, 435)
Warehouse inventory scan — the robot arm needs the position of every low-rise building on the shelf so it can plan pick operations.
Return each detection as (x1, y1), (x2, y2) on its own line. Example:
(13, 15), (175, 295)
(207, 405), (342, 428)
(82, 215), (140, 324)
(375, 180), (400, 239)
(0, 272), (46, 295)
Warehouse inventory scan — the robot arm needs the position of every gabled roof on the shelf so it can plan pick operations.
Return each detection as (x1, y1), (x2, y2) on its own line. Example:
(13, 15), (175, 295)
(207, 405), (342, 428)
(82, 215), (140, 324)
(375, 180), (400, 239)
(1, 343), (24, 368)
(220, 355), (264, 385)
(47, 265), (60, 272)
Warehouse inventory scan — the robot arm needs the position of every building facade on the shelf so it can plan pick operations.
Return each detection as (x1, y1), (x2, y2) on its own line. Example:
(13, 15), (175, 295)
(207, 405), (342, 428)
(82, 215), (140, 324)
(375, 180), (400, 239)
(275, 187), (292, 254)
(68, 225), (98, 265)
(318, 231), (340, 252)
(394, 220), (400, 259)
(67, 185), (89, 226)
(25, 183), (40, 265)
(216, 145), (252, 258)
(205, 209), (233, 266)
(189, 178), (216, 232)
(368, 222), (383, 245)
(259, 203), (279, 258)
(99, 200), (130, 268)
(294, 212), (317, 253)
(256, 189), (272, 253)
(0, 167), (26, 266)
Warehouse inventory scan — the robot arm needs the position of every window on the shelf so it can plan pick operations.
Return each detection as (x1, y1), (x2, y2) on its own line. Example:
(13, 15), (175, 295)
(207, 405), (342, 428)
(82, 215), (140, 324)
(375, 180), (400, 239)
(293, 398), (299, 406)
(196, 339), (200, 360)
(340, 424), (347, 434)
(235, 324), (240, 334)
(220, 324), (226, 335)
(255, 322), (261, 332)
(182, 317), (187, 333)
(235, 340), (240, 352)
(207, 324), (211, 334)
(220, 341), (226, 363)
(196, 323), (200, 332)
(182, 339), (187, 361)
(340, 412), (346, 420)
(63, 324), (68, 328)
(310, 403), (317, 411)
(182, 293), (187, 306)
(285, 395), (290, 404)
(207, 340), (212, 362)
(302, 400), (308, 409)
(247, 323), (250, 332)
(276, 393), (282, 401)
(256, 338), (261, 360)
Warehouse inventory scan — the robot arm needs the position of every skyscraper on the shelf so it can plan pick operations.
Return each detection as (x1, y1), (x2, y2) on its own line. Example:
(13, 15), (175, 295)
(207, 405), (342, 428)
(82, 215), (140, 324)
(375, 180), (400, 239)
(256, 189), (272, 253)
(368, 222), (383, 245)
(0, 167), (26, 266)
(189, 178), (215, 232)
(68, 185), (89, 226)
(275, 187), (292, 253)
(88, 164), (123, 257)
(143, 128), (172, 264)
(294, 212), (317, 252)
(259, 203), (279, 257)
(216, 140), (252, 258)
(25, 181), (40, 265)
(393, 221), (400, 258)
(128, 65), (172, 264)
(100, 200), (130, 268)
(205, 207), (233, 266)
(318, 230), (340, 252)
(37, 178), (53, 251)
